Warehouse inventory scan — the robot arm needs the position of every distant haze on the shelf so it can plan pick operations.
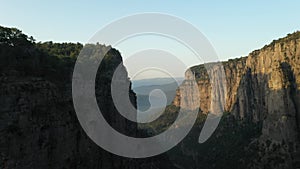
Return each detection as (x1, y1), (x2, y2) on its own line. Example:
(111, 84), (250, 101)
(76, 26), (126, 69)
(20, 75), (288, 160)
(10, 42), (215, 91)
(132, 77), (184, 113)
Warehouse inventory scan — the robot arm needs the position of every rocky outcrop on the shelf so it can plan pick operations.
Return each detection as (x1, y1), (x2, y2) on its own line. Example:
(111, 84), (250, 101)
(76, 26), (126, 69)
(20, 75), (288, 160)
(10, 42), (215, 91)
(0, 35), (177, 168)
(0, 45), (141, 169)
(172, 31), (300, 168)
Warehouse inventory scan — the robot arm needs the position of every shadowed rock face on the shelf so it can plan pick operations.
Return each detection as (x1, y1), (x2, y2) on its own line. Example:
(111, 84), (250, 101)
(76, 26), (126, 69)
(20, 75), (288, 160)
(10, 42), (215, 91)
(171, 32), (300, 169)
(0, 34), (177, 169)
(0, 45), (140, 169)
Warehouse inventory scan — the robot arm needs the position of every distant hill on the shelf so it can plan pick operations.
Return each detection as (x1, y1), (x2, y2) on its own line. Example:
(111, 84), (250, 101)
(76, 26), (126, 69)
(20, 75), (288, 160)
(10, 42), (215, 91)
(132, 77), (184, 88)
(132, 78), (183, 111)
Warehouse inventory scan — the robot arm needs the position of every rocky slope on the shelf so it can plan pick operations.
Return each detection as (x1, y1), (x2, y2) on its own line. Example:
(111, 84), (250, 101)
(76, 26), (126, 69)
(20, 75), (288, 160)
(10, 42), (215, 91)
(171, 31), (300, 168)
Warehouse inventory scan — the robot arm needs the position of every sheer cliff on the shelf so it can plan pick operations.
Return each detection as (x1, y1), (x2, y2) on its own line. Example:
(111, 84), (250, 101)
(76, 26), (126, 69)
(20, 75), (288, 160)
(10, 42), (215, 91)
(0, 26), (176, 169)
(0, 45), (136, 168)
(170, 31), (300, 169)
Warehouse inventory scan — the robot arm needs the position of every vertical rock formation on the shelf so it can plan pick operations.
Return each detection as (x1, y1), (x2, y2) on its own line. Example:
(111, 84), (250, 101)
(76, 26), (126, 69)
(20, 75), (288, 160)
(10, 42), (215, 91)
(173, 70), (200, 110)
(0, 44), (140, 169)
(0, 26), (178, 169)
(171, 31), (300, 168)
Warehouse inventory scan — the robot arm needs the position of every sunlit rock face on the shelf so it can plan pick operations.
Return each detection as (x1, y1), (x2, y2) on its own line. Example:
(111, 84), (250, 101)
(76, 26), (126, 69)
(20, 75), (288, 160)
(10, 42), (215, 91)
(172, 32), (300, 169)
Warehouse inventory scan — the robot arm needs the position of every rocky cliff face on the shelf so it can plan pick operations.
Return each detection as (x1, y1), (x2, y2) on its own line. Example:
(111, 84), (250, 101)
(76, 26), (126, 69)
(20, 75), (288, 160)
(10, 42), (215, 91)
(0, 45), (141, 169)
(172, 31), (300, 168)
(0, 28), (177, 169)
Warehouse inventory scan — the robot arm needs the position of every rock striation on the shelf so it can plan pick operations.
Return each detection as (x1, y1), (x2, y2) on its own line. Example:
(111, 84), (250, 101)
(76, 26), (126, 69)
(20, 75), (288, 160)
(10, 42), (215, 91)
(172, 31), (300, 169)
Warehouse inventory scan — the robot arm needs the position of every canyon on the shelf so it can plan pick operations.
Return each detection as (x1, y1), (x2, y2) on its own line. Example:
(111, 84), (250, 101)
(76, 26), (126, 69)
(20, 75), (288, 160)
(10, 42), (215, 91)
(0, 25), (300, 169)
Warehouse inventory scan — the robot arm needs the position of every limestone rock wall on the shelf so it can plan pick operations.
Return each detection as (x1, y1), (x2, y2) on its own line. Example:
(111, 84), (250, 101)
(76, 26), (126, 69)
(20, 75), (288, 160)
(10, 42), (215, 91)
(173, 32), (300, 169)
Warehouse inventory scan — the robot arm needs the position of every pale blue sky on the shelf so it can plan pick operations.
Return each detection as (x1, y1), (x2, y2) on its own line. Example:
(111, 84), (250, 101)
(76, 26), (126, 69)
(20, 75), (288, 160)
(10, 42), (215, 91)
(1, 0), (300, 79)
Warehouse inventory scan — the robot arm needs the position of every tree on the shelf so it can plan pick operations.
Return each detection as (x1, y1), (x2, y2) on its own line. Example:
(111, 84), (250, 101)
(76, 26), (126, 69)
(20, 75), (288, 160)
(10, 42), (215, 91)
(0, 26), (34, 47)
